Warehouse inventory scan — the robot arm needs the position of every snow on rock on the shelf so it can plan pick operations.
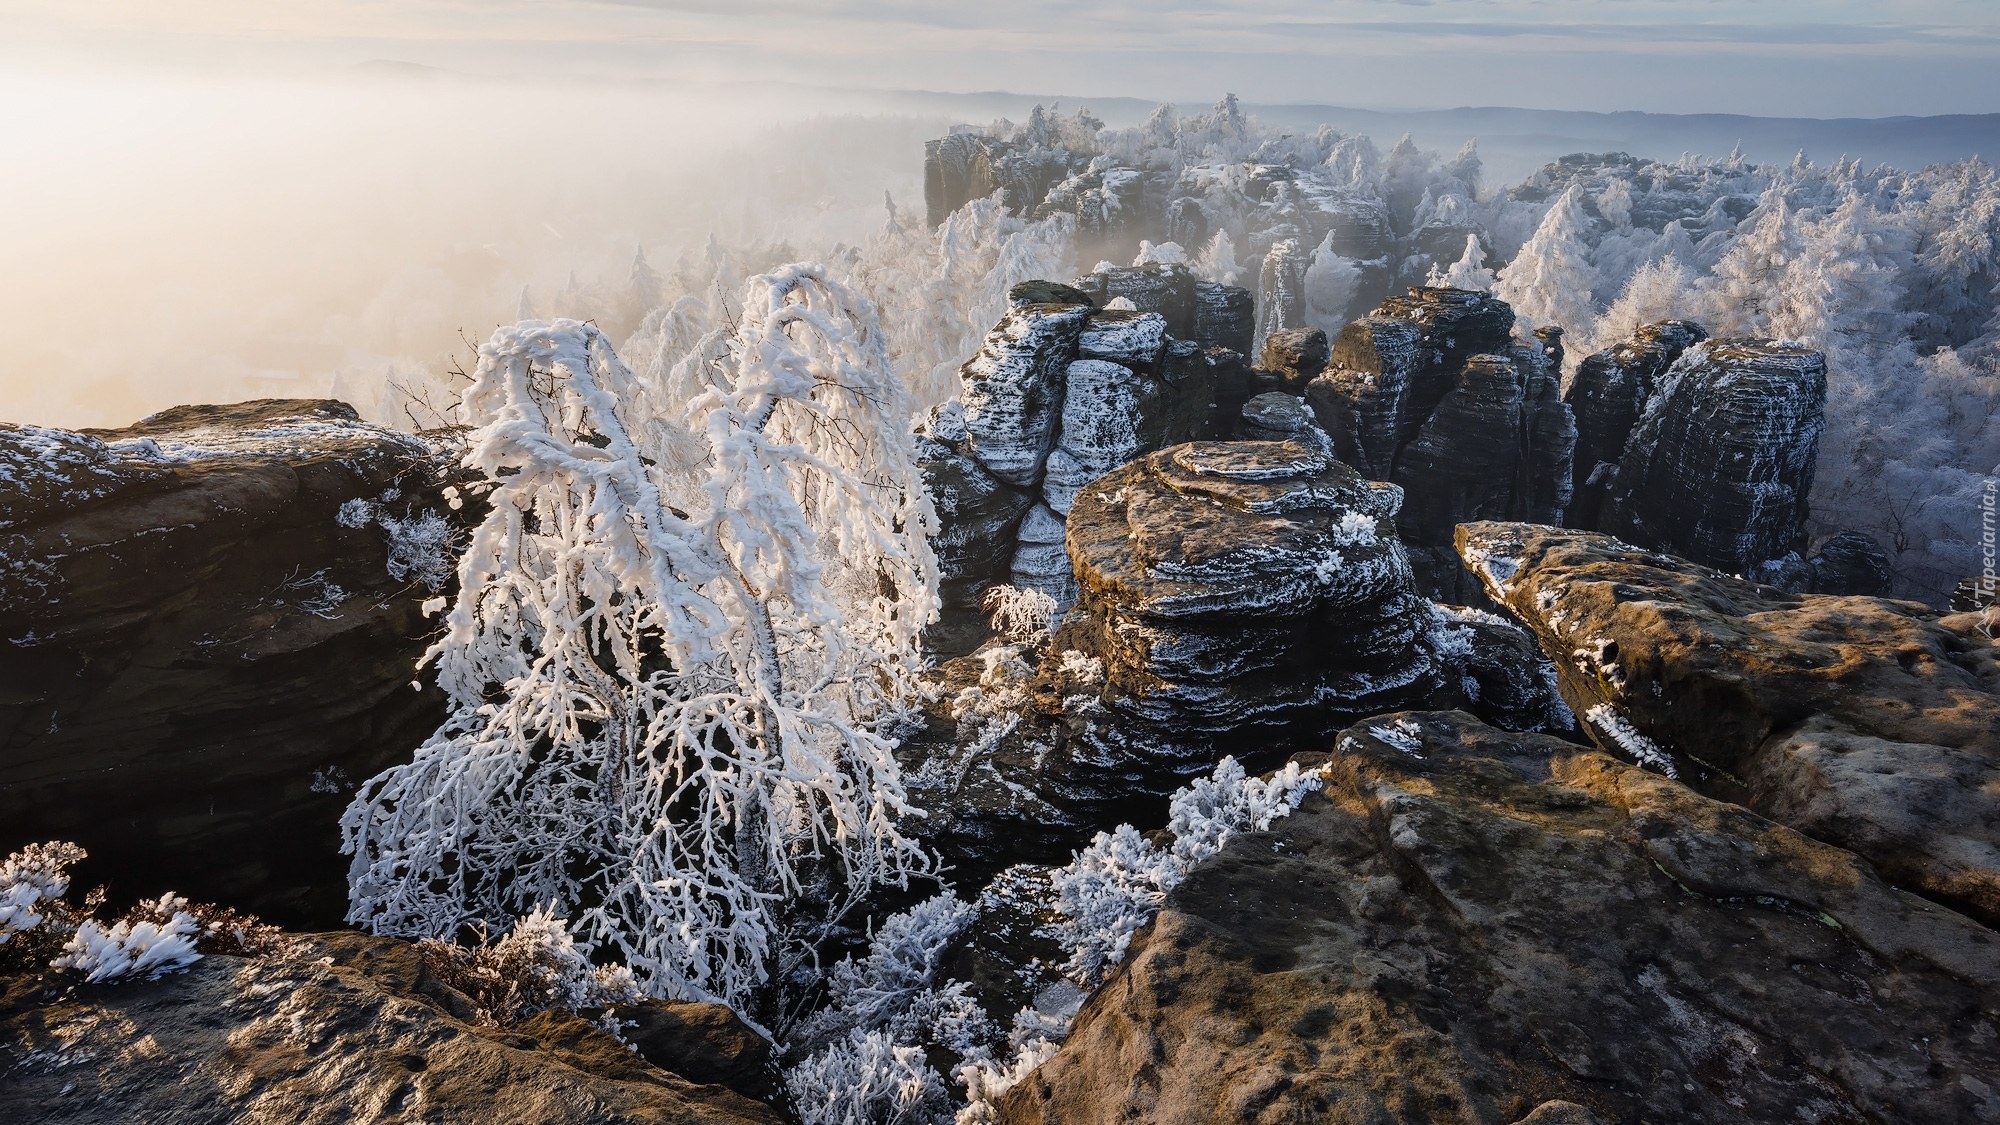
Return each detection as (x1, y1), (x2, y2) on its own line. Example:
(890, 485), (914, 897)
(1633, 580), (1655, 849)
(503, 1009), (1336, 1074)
(0, 399), (464, 927)
(1193, 280), (1255, 355)
(1600, 339), (1826, 574)
(1076, 310), (1167, 368)
(1236, 392), (1327, 445)
(1305, 316), (1418, 480)
(1061, 441), (1438, 754)
(958, 301), (1093, 487)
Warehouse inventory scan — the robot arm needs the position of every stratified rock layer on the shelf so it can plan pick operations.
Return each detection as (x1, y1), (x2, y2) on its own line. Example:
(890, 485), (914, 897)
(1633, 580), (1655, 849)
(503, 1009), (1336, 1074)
(925, 269), (1244, 610)
(1063, 442), (1436, 743)
(1298, 288), (1575, 603)
(0, 401), (461, 926)
(0, 932), (779, 1125)
(1599, 339), (1825, 573)
(1563, 320), (1707, 528)
(1000, 711), (2000, 1125)
(1458, 521), (2000, 926)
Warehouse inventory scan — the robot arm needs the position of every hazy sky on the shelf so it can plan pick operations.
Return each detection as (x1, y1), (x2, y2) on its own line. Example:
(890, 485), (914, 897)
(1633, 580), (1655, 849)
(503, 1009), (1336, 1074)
(11, 0), (1999, 118)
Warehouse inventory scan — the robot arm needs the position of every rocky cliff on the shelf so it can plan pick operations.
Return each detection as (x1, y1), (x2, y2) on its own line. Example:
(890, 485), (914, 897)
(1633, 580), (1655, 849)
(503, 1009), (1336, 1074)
(1457, 521), (2000, 927)
(998, 711), (2000, 1125)
(0, 401), (463, 926)
(920, 267), (1253, 612)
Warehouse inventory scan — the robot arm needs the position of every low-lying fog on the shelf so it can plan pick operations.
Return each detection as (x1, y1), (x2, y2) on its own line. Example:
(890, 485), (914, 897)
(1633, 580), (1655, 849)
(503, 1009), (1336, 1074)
(0, 70), (947, 429)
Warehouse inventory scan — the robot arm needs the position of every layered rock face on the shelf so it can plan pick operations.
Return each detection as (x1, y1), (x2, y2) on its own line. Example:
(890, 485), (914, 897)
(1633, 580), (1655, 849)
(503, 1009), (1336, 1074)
(1458, 521), (2000, 927)
(900, 445), (1565, 877)
(922, 268), (1253, 610)
(0, 401), (462, 926)
(1598, 339), (1827, 574)
(1563, 320), (1707, 528)
(999, 711), (2000, 1125)
(1062, 442), (1437, 743)
(1301, 287), (1576, 602)
(0, 932), (780, 1125)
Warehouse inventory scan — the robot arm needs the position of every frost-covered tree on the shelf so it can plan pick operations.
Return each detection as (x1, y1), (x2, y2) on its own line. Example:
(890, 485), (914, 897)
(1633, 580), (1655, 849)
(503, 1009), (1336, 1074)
(1426, 233), (1497, 292)
(342, 265), (941, 1011)
(1495, 183), (1599, 344)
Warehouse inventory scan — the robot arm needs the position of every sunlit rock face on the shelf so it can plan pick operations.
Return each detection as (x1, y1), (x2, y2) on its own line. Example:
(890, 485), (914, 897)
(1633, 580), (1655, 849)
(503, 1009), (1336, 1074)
(1458, 520), (2000, 928)
(0, 400), (464, 926)
(999, 711), (2000, 1125)
(956, 301), (1093, 489)
(1600, 339), (1826, 574)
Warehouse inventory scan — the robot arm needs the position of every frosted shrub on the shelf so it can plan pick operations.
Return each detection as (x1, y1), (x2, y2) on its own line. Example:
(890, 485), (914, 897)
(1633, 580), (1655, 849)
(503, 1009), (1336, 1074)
(0, 840), (83, 945)
(53, 904), (203, 983)
(954, 1036), (1061, 1125)
(343, 265), (941, 1013)
(981, 584), (1058, 644)
(416, 906), (641, 1028)
(822, 894), (976, 1032)
(1050, 757), (1327, 986)
(786, 1028), (954, 1125)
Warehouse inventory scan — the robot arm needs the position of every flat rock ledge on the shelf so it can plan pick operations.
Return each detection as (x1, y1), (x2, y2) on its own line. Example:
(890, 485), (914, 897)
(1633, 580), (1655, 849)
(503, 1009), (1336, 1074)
(1456, 520), (2000, 928)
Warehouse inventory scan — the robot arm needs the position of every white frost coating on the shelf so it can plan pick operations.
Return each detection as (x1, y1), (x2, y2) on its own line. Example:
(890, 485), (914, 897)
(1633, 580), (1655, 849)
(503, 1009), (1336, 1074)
(1057, 649), (1105, 686)
(1584, 704), (1679, 778)
(1366, 719), (1425, 755)
(53, 899), (202, 982)
(787, 1028), (952, 1125)
(341, 265), (941, 1010)
(955, 1036), (1061, 1124)
(1050, 756), (1327, 987)
(983, 585), (1058, 644)
(1461, 538), (1522, 595)
(0, 841), (83, 944)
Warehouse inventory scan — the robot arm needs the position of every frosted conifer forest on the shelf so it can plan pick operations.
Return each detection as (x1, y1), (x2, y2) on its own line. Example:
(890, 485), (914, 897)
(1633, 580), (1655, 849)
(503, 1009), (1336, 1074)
(6, 64), (2000, 1125)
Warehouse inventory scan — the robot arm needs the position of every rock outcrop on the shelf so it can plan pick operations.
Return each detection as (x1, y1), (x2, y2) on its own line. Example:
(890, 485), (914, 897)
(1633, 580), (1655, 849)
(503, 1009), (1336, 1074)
(1458, 521), (2000, 927)
(999, 711), (2000, 1125)
(1063, 442), (1438, 746)
(1257, 327), (1329, 394)
(922, 270), (1252, 610)
(0, 401), (463, 927)
(1562, 320), (1707, 528)
(1301, 288), (1576, 602)
(0, 932), (780, 1124)
(1597, 339), (1826, 574)
(899, 444), (1565, 877)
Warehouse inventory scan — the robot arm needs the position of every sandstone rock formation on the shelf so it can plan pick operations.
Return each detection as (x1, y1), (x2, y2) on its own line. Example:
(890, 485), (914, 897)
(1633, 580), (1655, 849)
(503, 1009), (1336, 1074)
(900, 444), (1565, 878)
(0, 931), (780, 1124)
(999, 711), (2000, 1125)
(1301, 287), (1576, 602)
(1258, 327), (1329, 394)
(1598, 339), (1826, 574)
(1562, 320), (1707, 528)
(922, 270), (1252, 610)
(1458, 521), (2000, 927)
(0, 401), (463, 926)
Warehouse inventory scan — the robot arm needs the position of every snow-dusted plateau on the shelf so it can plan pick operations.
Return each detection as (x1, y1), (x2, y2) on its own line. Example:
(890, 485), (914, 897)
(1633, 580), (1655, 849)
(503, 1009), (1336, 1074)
(5, 98), (2000, 1124)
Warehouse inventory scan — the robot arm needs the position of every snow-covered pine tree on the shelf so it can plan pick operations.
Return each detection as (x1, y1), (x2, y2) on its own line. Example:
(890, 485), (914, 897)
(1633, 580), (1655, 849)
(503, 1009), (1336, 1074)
(1427, 233), (1497, 292)
(1494, 182), (1599, 347)
(341, 264), (940, 1011)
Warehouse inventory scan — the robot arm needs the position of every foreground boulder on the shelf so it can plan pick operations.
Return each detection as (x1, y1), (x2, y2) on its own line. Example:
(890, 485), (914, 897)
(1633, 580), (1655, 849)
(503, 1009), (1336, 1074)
(0, 932), (779, 1124)
(1458, 521), (2000, 927)
(0, 401), (463, 926)
(1000, 711), (2000, 1124)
